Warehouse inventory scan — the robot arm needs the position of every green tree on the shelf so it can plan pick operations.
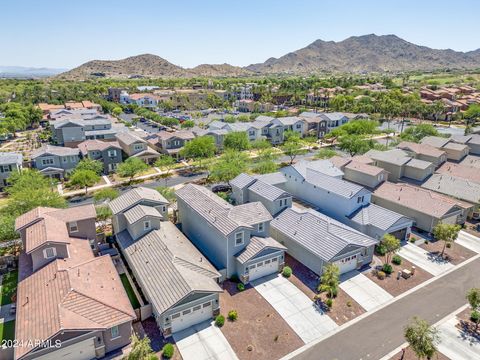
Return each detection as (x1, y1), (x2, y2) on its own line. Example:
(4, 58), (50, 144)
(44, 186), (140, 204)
(117, 157), (149, 182)
(127, 334), (158, 360)
(210, 150), (249, 184)
(180, 120), (195, 129)
(338, 135), (373, 156)
(75, 158), (104, 176)
(224, 131), (250, 151)
(112, 107), (122, 116)
(155, 155), (176, 185)
(93, 188), (119, 203)
(314, 148), (337, 159)
(69, 169), (100, 194)
(466, 287), (480, 331)
(380, 234), (401, 264)
(95, 205), (112, 232)
(404, 317), (439, 360)
(464, 104), (480, 125)
(180, 136), (216, 169)
(433, 223), (461, 257)
(281, 139), (307, 164)
(252, 147), (279, 174)
(400, 124), (439, 143)
(250, 139), (272, 151)
(156, 186), (176, 203)
(318, 263), (340, 299)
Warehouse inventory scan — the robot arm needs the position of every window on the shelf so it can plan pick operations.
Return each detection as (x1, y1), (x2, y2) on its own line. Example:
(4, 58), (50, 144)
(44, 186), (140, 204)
(134, 144), (144, 151)
(162, 206), (167, 212)
(235, 232), (244, 246)
(42, 158), (54, 165)
(296, 124), (302, 129)
(182, 309), (191, 315)
(68, 221), (78, 233)
(357, 196), (364, 204)
(272, 257), (278, 262)
(144, 221), (151, 230)
(110, 326), (120, 339)
(202, 301), (211, 308)
(107, 149), (117, 157)
(378, 173), (384, 181)
(171, 313), (181, 319)
(258, 222), (264, 232)
(43, 247), (56, 259)
(249, 130), (255, 136)
(193, 305), (201, 311)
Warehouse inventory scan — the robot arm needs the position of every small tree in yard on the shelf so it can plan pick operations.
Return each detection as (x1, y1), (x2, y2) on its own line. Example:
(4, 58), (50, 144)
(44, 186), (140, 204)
(162, 343), (174, 359)
(224, 131), (250, 151)
(281, 139), (307, 165)
(155, 155), (176, 185)
(180, 135), (216, 169)
(433, 223), (461, 257)
(69, 169), (100, 194)
(75, 158), (104, 175)
(404, 317), (439, 360)
(127, 334), (157, 360)
(380, 234), (401, 264)
(117, 157), (148, 182)
(96, 205), (112, 232)
(209, 150), (249, 184)
(156, 186), (176, 203)
(314, 148), (337, 159)
(93, 188), (119, 204)
(467, 288), (480, 331)
(318, 264), (340, 299)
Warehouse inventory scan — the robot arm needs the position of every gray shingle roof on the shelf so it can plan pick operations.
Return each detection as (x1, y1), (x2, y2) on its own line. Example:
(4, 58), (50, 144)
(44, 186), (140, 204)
(319, 112), (349, 121)
(248, 180), (290, 202)
(421, 174), (480, 204)
(230, 173), (256, 189)
(176, 184), (271, 236)
(116, 223), (221, 315)
(271, 208), (377, 262)
(348, 203), (412, 231)
(253, 172), (287, 185)
(53, 118), (111, 129)
(420, 136), (450, 148)
(273, 116), (303, 126)
(235, 237), (286, 264)
(109, 187), (168, 215)
(31, 145), (80, 158)
(0, 152), (22, 165)
(292, 159), (344, 178)
(115, 131), (146, 146)
(124, 204), (163, 224)
(365, 149), (411, 166)
(303, 168), (366, 198)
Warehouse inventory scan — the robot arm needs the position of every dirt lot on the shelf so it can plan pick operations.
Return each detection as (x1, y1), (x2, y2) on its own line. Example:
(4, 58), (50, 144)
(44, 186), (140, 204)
(389, 346), (450, 360)
(419, 240), (476, 265)
(220, 280), (303, 360)
(367, 256), (433, 296)
(285, 254), (365, 326)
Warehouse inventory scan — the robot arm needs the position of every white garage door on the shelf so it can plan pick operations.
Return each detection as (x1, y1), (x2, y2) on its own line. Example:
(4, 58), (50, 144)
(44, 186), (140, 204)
(248, 257), (278, 282)
(171, 300), (213, 333)
(334, 254), (358, 274)
(36, 337), (95, 360)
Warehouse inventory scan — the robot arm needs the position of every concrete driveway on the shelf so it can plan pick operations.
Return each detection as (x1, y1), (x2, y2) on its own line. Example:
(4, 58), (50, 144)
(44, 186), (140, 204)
(456, 231), (480, 253)
(398, 243), (454, 276)
(437, 317), (480, 360)
(173, 320), (238, 360)
(339, 271), (393, 311)
(252, 274), (338, 343)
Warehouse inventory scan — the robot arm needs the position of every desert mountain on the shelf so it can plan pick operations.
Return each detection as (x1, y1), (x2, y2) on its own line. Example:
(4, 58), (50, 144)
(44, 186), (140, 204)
(188, 63), (253, 77)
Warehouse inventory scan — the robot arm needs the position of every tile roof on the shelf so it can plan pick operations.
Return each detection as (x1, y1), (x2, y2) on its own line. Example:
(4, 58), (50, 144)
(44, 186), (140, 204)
(77, 140), (121, 155)
(247, 179), (291, 202)
(273, 116), (303, 126)
(31, 145), (80, 159)
(230, 173), (256, 189)
(345, 160), (385, 176)
(365, 149), (411, 166)
(302, 168), (366, 198)
(328, 156), (352, 169)
(405, 158), (434, 170)
(115, 131), (146, 146)
(176, 184), (271, 236)
(116, 223), (221, 315)
(109, 187), (168, 215)
(124, 204), (163, 224)
(319, 112), (349, 121)
(291, 159), (344, 178)
(420, 136), (451, 148)
(442, 142), (469, 151)
(436, 162), (480, 183)
(348, 203), (412, 231)
(15, 256), (136, 360)
(0, 151), (22, 165)
(155, 130), (195, 141)
(52, 118), (111, 129)
(271, 208), (377, 262)
(373, 182), (472, 218)
(253, 172), (287, 185)
(397, 141), (446, 157)
(235, 236), (286, 264)
(461, 155), (480, 169)
(421, 174), (480, 204)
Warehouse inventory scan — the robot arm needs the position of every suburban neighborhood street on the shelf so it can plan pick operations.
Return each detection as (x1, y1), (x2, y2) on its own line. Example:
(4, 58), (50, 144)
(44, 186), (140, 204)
(289, 256), (480, 360)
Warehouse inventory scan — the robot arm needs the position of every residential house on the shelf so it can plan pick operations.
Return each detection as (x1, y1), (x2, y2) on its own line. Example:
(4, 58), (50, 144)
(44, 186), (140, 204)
(14, 205), (135, 360)
(330, 156), (388, 189)
(298, 112), (326, 138)
(436, 162), (480, 184)
(192, 128), (228, 149)
(230, 173), (292, 216)
(421, 136), (469, 161)
(31, 145), (80, 178)
(319, 112), (349, 133)
(109, 187), (222, 336)
(120, 93), (160, 108)
(270, 208), (378, 275)
(461, 155), (480, 169)
(271, 116), (305, 137)
(176, 184), (286, 283)
(451, 134), (480, 155)
(397, 141), (447, 167)
(77, 140), (123, 173)
(147, 130), (195, 158)
(0, 152), (22, 188)
(372, 182), (473, 232)
(115, 131), (160, 163)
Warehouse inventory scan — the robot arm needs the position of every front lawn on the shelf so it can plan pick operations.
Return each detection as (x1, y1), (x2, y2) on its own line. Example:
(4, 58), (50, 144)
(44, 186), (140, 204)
(1, 270), (18, 306)
(120, 273), (141, 309)
(0, 320), (15, 342)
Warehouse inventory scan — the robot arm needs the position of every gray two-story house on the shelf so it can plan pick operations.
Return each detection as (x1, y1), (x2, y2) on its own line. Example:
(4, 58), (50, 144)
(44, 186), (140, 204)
(51, 116), (118, 147)
(116, 131), (160, 164)
(14, 205), (136, 360)
(109, 187), (222, 336)
(176, 184), (286, 284)
(0, 152), (22, 189)
(147, 130), (195, 159)
(31, 145), (80, 178)
(78, 139), (123, 173)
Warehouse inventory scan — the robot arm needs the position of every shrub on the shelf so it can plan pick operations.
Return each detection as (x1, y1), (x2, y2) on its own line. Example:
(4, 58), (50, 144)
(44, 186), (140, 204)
(382, 263), (393, 275)
(377, 271), (386, 280)
(228, 310), (238, 321)
(328, 286), (338, 298)
(471, 310), (480, 323)
(346, 300), (352, 307)
(229, 274), (239, 283)
(282, 266), (292, 278)
(446, 243), (452, 248)
(392, 255), (402, 265)
(375, 244), (386, 256)
(325, 298), (333, 308)
(215, 315), (225, 327)
(162, 343), (174, 359)
(409, 237), (416, 243)
(237, 283), (245, 292)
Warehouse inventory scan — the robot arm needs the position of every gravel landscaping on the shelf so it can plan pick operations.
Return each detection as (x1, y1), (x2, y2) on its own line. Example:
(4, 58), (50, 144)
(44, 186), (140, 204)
(366, 256), (433, 297)
(389, 346), (450, 360)
(220, 280), (303, 360)
(284, 254), (318, 299)
(455, 306), (480, 338)
(419, 240), (476, 265)
(140, 318), (182, 360)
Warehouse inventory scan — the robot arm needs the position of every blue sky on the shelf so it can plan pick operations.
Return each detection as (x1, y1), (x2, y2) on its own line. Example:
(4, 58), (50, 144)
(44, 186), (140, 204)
(3, 0), (480, 69)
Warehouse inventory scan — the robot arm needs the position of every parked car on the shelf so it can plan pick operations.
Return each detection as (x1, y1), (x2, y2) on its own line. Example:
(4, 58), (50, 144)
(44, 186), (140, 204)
(211, 184), (231, 193)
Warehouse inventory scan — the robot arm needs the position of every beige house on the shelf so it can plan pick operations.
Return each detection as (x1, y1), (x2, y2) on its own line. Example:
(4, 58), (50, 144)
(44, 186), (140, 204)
(372, 182), (473, 233)
(421, 136), (469, 161)
(116, 131), (160, 163)
(397, 141), (446, 167)
(329, 156), (387, 189)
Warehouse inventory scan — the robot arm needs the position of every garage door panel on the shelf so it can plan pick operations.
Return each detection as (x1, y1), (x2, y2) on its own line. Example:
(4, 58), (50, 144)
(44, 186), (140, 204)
(36, 337), (96, 360)
(248, 257), (279, 282)
(334, 255), (358, 274)
(171, 301), (213, 333)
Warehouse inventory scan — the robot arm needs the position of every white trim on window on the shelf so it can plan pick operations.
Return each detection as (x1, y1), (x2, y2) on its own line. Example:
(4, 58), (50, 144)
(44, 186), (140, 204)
(110, 325), (120, 340)
(258, 222), (264, 232)
(68, 221), (78, 233)
(234, 231), (244, 246)
(43, 247), (57, 259)
(144, 220), (151, 230)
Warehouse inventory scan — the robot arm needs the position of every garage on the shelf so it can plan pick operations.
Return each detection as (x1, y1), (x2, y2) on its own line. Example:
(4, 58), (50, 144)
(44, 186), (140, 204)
(334, 254), (358, 274)
(171, 300), (213, 333)
(390, 227), (408, 241)
(247, 257), (279, 282)
(36, 337), (96, 360)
